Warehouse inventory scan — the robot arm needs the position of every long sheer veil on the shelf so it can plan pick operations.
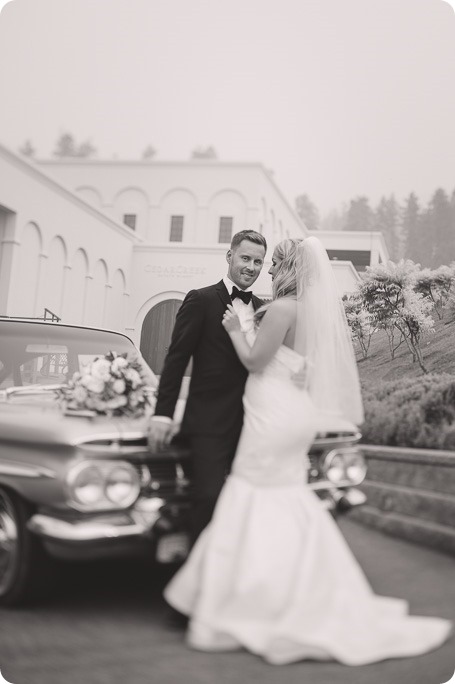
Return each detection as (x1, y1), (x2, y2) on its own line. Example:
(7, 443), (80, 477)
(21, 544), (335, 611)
(294, 236), (364, 426)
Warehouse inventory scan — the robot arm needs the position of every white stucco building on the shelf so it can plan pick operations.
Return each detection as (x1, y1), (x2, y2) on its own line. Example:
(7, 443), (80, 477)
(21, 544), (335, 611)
(0, 142), (388, 374)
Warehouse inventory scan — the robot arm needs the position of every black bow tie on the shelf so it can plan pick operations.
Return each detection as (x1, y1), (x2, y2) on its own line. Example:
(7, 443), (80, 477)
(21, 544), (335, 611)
(231, 286), (252, 304)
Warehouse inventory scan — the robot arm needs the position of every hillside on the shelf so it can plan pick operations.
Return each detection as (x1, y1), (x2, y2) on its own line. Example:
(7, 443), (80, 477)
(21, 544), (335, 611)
(355, 315), (455, 388)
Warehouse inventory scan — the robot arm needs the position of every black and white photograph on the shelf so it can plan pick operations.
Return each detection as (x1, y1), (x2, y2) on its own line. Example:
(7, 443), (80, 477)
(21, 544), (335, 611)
(0, 1), (454, 683)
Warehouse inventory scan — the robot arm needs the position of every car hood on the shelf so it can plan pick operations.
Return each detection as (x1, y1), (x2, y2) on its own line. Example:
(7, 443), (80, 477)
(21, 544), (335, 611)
(0, 397), (151, 447)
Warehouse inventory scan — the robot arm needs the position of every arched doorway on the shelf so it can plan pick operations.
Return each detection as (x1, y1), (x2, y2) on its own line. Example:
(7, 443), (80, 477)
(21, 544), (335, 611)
(140, 298), (190, 375)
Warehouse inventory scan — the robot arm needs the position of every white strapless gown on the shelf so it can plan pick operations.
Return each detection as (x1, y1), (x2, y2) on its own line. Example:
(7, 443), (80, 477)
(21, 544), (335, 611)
(164, 344), (452, 665)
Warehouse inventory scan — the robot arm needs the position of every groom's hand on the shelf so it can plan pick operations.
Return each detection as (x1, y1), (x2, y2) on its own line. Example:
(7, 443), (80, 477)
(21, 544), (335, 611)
(147, 418), (173, 452)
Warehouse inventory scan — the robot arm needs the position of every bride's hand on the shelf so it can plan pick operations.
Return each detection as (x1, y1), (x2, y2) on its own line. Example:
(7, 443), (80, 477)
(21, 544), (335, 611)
(222, 305), (241, 333)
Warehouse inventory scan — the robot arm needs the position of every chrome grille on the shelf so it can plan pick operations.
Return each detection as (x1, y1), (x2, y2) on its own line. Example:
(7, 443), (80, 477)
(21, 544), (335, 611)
(136, 459), (193, 497)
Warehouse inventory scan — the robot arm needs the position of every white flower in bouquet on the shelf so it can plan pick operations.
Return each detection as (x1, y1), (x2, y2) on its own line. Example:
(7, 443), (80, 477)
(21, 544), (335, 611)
(128, 390), (141, 409)
(111, 356), (128, 373)
(84, 376), (105, 394)
(73, 385), (88, 403)
(112, 378), (126, 394)
(91, 358), (112, 381)
(106, 395), (128, 410)
(125, 368), (142, 388)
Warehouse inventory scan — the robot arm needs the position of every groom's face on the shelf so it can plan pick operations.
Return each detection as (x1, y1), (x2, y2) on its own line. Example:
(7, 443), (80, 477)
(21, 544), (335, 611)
(226, 240), (265, 290)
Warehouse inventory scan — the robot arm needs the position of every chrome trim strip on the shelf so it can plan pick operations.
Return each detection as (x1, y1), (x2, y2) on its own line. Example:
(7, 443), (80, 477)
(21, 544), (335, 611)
(28, 513), (150, 541)
(0, 384), (64, 401)
(309, 479), (354, 491)
(313, 432), (361, 448)
(79, 444), (150, 454)
(0, 461), (57, 479)
(72, 431), (147, 445)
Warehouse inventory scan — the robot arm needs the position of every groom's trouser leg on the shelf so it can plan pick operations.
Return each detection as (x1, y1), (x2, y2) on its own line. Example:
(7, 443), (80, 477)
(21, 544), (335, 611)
(188, 430), (240, 546)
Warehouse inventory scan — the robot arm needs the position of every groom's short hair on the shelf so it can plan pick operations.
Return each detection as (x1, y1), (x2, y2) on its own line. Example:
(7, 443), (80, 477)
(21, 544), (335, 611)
(230, 230), (267, 252)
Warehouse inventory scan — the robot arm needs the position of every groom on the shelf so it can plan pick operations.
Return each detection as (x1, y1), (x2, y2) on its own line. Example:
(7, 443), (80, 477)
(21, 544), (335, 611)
(148, 230), (267, 543)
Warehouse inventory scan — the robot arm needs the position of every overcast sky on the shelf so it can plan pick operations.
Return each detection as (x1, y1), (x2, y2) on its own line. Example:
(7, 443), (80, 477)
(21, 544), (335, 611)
(0, 0), (454, 216)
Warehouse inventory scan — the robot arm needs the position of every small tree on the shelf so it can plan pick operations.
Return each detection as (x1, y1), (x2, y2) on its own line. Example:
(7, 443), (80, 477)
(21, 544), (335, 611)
(414, 266), (455, 320)
(191, 145), (217, 159)
(53, 133), (96, 158)
(360, 260), (434, 373)
(75, 140), (97, 158)
(142, 145), (157, 159)
(53, 132), (77, 157)
(19, 139), (35, 157)
(343, 294), (376, 359)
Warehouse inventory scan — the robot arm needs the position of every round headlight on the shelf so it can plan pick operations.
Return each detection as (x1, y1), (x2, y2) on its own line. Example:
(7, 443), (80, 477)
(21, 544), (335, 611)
(324, 454), (346, 484)
(66, 461), (141, 511)
(106, 465), (140, 507)
(345, 453), (367, 484)
(71, 465), (105, 506)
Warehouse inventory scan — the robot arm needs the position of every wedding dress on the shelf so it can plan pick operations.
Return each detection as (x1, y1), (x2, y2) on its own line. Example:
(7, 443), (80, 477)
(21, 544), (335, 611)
(164, 341), (451, 666)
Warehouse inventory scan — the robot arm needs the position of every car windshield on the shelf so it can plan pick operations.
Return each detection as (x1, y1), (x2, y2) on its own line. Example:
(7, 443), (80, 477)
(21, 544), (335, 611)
(0, 321), (158, 391)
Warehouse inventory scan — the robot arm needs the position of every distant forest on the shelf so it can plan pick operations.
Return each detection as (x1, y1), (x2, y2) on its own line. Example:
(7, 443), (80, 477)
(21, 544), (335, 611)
(295, 190), (455, 269)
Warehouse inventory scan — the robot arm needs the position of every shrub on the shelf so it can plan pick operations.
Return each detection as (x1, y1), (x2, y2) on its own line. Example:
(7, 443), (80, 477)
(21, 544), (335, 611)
(361, 373), (455, 450)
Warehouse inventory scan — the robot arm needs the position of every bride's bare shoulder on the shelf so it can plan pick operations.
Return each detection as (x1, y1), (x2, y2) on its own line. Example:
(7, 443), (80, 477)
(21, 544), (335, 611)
(267, 297), (297, 318)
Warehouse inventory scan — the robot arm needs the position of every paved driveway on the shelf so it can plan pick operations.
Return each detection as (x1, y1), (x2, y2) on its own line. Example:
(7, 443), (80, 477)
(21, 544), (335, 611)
(0, 518), (454, 684)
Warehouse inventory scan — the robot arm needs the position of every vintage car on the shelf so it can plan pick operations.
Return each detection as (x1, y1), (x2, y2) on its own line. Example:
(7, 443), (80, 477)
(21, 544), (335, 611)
(0, 318), (367, 606)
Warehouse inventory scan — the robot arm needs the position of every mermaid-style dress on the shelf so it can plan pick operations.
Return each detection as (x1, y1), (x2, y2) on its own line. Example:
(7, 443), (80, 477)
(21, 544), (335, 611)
(164, 344), (452, 665)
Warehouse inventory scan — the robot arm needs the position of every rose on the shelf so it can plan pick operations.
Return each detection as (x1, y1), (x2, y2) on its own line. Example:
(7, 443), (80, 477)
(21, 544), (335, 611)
(84, 376), (105, 394)
(91, 359), (112, 381)
(125, 368), (142, 388)
(106, 395), (128, 409)
(112, 379), (126, 394)
(111, 356), (128, 372)
(73, 386), (88, 403)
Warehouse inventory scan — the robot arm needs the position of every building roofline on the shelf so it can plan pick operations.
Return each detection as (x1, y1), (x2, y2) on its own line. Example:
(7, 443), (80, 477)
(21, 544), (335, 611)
(38, 157), (308, 236)
(0, 142), (141, 242)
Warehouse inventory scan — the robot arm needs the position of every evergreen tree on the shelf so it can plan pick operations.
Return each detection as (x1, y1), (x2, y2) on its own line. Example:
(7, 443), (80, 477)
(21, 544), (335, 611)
(75, 140), (96, 158)
(53, 133), (96, 158)
(142, 145), (157, 159)
(53, 132), (77, 157)
(295, 194), (319, 230)
(191, 145), (217, 159)
(19, 139), (35, 157)
(343, 196), (374, 232)
(401, 193), (420, 262)
(373, 195), (400, 260)
(429, 188), (454, 267)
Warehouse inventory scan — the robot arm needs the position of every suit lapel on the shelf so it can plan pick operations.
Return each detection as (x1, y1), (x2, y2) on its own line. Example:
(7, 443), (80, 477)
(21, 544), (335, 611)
(252, 295), (264, 312)
(215, 280), (231, 309)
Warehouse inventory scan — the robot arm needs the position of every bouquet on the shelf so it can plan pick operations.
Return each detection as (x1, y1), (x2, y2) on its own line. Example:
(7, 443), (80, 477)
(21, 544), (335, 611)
(58, 351), (153, 417)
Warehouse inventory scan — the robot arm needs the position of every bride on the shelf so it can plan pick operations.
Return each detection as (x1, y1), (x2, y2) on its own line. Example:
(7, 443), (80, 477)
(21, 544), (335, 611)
(164, 236), (451, 665)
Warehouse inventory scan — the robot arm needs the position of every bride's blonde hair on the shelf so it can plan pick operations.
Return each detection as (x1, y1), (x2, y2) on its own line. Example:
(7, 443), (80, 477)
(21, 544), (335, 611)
(254, 237), (303, 324)
(272, 238), (304, 300)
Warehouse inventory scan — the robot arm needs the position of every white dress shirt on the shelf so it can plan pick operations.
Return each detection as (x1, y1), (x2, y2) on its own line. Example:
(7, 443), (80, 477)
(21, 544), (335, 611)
(223, 276), (256, 334)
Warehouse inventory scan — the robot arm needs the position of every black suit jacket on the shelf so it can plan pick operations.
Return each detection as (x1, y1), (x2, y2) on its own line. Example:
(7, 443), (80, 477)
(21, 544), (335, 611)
(154, 280), (263, 437)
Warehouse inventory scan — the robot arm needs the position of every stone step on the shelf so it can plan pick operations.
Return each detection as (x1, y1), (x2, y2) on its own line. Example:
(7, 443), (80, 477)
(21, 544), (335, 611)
(361, 480), (455, 527)
(360, 445), (455, 496)
(348, 505), (455, 556)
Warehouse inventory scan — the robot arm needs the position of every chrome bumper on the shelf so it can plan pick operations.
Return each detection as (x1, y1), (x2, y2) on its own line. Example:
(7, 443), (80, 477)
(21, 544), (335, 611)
(27, 497), (167, 543)
(317, 487), (367, 512)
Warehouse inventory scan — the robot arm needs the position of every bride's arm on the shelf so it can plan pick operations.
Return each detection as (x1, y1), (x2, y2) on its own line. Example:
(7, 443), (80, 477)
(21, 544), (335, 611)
(222, 300), (294, 372)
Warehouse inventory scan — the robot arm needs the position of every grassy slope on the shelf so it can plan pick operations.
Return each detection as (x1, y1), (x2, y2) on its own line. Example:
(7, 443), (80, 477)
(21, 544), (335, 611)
(355, 315), (455, 388)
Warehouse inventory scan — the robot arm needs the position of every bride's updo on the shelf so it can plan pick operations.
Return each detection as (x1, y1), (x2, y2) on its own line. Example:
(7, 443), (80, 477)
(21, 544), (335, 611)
(272, 238), (303, 300)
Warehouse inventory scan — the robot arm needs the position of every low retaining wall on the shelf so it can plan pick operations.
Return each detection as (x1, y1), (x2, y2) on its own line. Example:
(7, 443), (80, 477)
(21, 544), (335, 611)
(348, 445), (455, 556)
